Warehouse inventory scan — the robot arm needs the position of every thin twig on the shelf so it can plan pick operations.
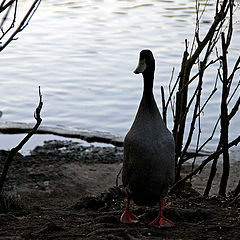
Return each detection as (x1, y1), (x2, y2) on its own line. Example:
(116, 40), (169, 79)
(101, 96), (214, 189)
(228, 58), (240, 82)
(0, 0), (18, 41)
(178, 57), (220, 95)
(227, 80), (240, 105)
(181, 64), (220, 162)
(229, 96), (240, 120)
(204, 139), (223, 196)
(116, 167), (122, 187)
(230, 180), (240, 198)
(192, 103), (201, 173)
(166, 67), (178, 110)
(161, 86), (167, 126)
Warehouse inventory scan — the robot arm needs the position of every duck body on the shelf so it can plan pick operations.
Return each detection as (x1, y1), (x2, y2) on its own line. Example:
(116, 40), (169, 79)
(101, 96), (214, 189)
(120, 50), (175, 227)
(123, 92), (175, 207)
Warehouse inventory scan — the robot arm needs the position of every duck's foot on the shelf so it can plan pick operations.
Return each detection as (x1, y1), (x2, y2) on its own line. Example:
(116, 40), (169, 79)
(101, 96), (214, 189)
(120, 195), (139, 224)
(149, 215), (174, 228)
(120, 209), (139, 224)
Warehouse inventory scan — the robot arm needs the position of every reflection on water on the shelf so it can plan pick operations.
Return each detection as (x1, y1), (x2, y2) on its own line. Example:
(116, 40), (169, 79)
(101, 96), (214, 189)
(0, 0), (239, 150)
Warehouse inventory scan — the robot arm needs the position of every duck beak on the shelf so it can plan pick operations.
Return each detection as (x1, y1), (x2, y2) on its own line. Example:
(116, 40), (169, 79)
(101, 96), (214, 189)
(134, 58), (146, 74)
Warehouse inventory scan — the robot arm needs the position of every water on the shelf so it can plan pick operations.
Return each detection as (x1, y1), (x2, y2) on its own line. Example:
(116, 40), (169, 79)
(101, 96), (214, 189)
(0, 0), (239, 152)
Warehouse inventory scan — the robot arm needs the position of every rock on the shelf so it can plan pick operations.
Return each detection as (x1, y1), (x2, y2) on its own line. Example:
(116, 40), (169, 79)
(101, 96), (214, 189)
(30, 140), (123, 164)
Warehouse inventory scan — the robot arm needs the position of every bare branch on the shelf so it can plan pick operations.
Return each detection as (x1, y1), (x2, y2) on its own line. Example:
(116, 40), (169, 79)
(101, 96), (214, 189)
(0, 87), (43, 193)
(161, 86), (167, 126)
(166, 68), (176, 106)
(0, 0), (15, 13)
(172, 0), (229, 159)
(0, 0), (41, 52)
(167, 67), (176, 118)
(218, 32), (230, 197)
(0, 0), (18, 41)
(230, 180), (240, 198)
(176, 61), (204, 179)
(188, 0), (229, 66)
(227, 56), (240, 86)
(227, 79), (240, 105)
(192, 103), (202, 173)
(226, 0), (233, 48)
(229, 96), (240, 120)
(178, 57), (220, 96)
(170, 135), (240, 194)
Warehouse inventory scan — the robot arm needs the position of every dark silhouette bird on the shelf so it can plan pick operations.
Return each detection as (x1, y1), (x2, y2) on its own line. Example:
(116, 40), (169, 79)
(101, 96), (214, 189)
(120, 50), (175, 228)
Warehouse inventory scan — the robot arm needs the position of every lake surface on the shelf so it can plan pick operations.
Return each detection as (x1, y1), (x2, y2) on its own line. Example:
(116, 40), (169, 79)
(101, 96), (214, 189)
(0, 0), (239, 152)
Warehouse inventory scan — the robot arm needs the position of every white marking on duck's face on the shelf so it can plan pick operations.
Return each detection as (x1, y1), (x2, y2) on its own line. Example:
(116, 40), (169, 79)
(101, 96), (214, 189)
(134, 58), (147, 74)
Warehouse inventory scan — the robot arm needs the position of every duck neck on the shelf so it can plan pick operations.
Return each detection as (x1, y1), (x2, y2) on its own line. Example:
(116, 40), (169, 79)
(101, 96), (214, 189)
(142, 70), (154, 97)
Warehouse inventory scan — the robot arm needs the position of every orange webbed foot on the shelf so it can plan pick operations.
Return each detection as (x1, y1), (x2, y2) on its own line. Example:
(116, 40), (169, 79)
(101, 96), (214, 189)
(120, 195), (139, 224)
(149, 198), (174, 228)
(149, 215), (174, 228)
(120, 209), (139, 223)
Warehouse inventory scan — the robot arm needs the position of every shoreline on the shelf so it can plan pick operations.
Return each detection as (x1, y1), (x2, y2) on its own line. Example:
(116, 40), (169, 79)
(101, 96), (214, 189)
(1, 121), (239, 153)
(1, 139), (239, 196)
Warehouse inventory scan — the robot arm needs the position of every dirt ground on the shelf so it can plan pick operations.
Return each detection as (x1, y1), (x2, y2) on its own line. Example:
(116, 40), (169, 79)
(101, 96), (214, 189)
(0, 140), (239, 240)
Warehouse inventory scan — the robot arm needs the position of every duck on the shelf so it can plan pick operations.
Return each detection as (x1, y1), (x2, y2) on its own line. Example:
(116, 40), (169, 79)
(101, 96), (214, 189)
(120, 49), (175, 228)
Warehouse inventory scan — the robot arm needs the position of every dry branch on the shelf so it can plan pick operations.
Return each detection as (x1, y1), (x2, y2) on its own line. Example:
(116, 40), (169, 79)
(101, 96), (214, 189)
(167, 0), (240, 196)
(0, 0), (17, 40)
(0, 0), (41, 52)
(0, 0), (15, 13)
(0, 87), (43, 193)
(170, 135), (240, 194)
(161, 86), (166, 126)
(172, 0), (230, 165)
(231, 180), (240, 198)
(229, 96), (240, 120)
(176, 61), (204, 180)
(218, 32), (230, 196)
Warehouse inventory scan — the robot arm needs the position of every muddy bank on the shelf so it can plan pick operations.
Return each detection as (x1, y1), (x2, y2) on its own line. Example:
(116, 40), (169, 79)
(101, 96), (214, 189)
(0, 140), (239, 239)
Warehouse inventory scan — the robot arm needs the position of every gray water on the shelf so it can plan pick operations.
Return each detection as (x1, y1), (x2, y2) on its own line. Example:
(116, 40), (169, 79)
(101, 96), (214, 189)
(0, 0), (239, 152)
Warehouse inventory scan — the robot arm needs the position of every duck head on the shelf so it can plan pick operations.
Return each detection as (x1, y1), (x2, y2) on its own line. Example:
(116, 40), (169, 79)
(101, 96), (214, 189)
(134, 49), (155, 75)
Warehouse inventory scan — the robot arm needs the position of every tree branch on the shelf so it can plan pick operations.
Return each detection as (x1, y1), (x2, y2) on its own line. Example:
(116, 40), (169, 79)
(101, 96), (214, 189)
(170, 135), (240, 194)
(0, 0), (18, 41)
(0, 0), (15, 13)
(161, 86), (167, 126)
(0, 0), (41, 52)
(0, 87), (43, 193)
